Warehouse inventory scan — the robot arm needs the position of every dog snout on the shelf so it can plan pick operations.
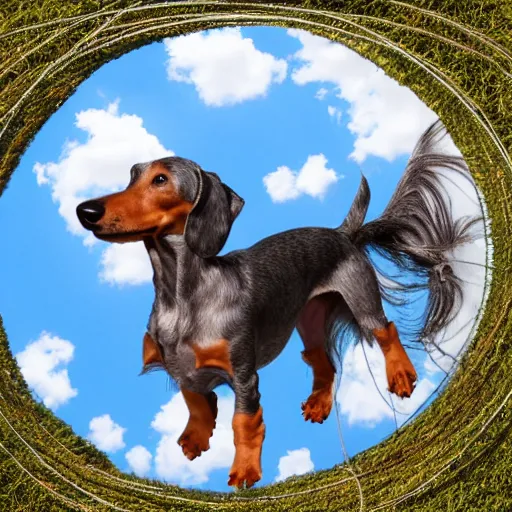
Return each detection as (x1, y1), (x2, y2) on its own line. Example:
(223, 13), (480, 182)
(76, 200), (105, 228)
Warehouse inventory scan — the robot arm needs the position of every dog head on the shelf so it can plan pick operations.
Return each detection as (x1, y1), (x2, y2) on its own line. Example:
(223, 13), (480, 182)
(76, 157), (244, 258)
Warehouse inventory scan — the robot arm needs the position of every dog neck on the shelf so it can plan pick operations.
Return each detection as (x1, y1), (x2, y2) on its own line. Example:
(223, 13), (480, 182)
(144, 235), (210, 305)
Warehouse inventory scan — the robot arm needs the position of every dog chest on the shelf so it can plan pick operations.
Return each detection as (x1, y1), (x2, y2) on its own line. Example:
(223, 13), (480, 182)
(148, 301), (234, 389)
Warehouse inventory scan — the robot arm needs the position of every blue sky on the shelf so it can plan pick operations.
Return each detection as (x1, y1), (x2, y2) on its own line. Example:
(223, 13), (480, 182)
(0, 26), (488, 492)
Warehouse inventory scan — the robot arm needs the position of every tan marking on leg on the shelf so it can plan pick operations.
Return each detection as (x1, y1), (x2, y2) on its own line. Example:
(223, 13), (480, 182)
(192, 339), (233, 377)
(373, 321), (418, 398)
(301, 347), (335, 423)
(178, 388), (217, 460)
(228, 407), (265, 489)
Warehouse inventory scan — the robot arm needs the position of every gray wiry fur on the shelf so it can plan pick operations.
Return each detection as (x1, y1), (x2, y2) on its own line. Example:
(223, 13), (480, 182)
(77, 120), (482, 419)
(144, 120), (480, 406)
(340, 172), (370, 237)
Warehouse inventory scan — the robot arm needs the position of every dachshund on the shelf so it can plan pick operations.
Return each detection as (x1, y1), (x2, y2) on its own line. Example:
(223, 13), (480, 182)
(76, 120), (481, 489)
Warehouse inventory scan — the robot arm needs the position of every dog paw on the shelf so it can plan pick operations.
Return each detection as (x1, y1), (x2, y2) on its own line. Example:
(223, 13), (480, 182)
(386, 357), (417, 398)
(228, 460), (262, 489)
(177, 422), (215, 460)
(301, 388), (333, 423)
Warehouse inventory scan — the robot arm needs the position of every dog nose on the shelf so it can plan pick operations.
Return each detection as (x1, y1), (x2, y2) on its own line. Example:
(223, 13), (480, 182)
(76, 200), (105, 226)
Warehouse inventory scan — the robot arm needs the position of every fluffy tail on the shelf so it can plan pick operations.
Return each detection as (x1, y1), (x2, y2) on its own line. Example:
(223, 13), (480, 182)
(343, 120), (482, 344)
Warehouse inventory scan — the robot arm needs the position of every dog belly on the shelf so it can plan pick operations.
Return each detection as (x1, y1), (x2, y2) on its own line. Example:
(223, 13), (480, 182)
(255, 322), (296, 369)
(253, 282), (343, 370)
(163, 347), (231, 393)
(180, 368), (231, 394)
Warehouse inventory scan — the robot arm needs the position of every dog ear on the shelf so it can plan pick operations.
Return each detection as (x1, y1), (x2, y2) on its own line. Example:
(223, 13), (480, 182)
(184, 169), (244, 258)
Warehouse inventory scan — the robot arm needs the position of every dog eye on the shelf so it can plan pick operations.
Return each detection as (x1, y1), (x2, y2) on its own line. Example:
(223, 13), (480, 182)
(152, 174), (168, 185)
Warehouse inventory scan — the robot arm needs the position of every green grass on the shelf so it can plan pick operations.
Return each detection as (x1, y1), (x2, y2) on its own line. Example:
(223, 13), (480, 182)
(0, 1), (511, 510)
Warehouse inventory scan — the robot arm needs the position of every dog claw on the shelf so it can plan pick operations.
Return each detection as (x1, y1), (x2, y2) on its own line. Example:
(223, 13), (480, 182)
(228, 464), (262, 489)
(301, 389), (333, 423)
(387, 359), (417, 398)
(177, 426), (213, 460)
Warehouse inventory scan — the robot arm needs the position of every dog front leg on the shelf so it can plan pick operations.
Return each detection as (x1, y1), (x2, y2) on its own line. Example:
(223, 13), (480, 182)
(228, 369), (265, 489)
(178, 388), (218, 460)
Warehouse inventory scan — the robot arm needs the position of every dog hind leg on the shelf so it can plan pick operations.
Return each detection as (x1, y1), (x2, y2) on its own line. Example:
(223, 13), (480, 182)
(373, 322), (417, 398)
(297, 293), (337, 423)
(335, 251), (418, 398)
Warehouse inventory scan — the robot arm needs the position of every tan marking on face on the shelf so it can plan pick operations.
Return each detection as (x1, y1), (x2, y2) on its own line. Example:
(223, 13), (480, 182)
(192, 339), (233, 377)
(92, 161), (194, 242)
(142, 332), (164, 368)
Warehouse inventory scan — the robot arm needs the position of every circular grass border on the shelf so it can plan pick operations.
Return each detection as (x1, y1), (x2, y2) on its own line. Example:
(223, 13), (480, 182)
(0, 1), (511, 510)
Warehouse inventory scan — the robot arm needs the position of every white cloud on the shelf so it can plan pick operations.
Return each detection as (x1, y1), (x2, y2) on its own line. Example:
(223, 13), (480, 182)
(263, 154), (340, 203)
(99, 242), (153, 286)
(275, 448), (314, 482)
(337, 342), (436, 428)
(288, 29), (438, 163)
(263, 166), (299, 202)
(424, 355), (441, 376)
(164, 27), (287, 107)
(88, 414), (126, 453)
(327, 105), (342, 124)
(34, 100), (171, 285)
(151, 392), (235, 485)
(15, 332), (78, 410)
(315, 87), (329, 100)
(126, 445), (152, 477)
